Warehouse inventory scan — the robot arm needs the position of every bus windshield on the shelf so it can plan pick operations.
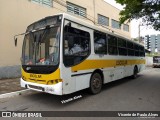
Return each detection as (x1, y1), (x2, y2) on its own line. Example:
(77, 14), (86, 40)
(22, 26), (60, 66)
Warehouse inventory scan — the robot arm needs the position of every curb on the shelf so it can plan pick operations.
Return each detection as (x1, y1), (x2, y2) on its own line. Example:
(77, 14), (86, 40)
(0, 89), (30, 99)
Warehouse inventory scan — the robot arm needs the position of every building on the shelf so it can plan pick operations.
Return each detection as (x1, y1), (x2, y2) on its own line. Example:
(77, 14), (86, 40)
(0, 0), (131, 79)
(145, 34), (160, 53)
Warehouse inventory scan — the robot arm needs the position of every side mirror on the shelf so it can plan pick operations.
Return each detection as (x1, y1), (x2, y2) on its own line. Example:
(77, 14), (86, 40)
(14, 37), (17, 47)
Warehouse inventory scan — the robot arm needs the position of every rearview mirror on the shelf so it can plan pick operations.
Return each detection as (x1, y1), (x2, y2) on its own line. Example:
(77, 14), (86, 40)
(14, 37), (17, 47)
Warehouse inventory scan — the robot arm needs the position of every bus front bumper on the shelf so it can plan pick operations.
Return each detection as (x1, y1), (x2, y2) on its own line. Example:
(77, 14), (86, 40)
(20, 78), (63, 95)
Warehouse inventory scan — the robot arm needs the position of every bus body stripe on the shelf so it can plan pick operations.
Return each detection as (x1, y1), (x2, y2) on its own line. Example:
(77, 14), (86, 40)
(71, 59), (145, 72)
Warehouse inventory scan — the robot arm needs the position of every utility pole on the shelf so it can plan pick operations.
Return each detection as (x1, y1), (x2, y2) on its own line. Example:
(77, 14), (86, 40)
(138, 23), (141, 43)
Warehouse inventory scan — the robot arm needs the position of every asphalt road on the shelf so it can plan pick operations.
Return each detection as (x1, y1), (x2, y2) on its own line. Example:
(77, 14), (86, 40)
(0, 67), (160, 120)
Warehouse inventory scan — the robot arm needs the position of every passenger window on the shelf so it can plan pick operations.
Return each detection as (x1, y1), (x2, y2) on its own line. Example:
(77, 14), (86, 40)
(108, 35), (118, 55)
(118, 38), (127, 56)
(127, 41), (135, 56)
(139, 46), (145, 57)
(94, 31), (107, 54)
(134, 44), (139, 56)
(63, 25), (90, 67)
(118, 38), (126, 47)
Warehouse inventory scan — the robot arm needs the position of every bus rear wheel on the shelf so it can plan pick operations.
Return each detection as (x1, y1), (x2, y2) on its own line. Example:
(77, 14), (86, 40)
(89, 73), (102, 94)
(132, 66), (138, 79)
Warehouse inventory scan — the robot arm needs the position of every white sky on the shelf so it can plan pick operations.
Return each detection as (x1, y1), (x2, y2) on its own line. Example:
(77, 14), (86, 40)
(104, 0), (160, 38)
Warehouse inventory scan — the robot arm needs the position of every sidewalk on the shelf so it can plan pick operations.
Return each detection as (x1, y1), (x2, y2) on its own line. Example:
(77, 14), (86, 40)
(0, 78), (25, 95)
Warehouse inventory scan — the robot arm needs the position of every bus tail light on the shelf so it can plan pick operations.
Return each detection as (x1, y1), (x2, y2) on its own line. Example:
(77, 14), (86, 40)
(47, 79), (63, 85)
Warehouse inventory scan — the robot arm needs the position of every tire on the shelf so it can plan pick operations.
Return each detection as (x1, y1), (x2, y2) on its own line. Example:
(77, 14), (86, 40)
(89, 73), (103, 94)
(132, 67), (138, 79)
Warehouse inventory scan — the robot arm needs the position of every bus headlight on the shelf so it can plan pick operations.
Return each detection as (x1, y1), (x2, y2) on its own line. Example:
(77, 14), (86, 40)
(47, 79), (63, 85)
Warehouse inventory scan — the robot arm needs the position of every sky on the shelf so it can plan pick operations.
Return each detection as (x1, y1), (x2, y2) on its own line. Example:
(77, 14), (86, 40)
(104, 0), (160, 38)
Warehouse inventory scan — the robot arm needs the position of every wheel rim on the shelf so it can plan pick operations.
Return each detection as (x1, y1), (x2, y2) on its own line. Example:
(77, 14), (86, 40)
(93, 78), (101, 89)
(91, 73), (102, 93)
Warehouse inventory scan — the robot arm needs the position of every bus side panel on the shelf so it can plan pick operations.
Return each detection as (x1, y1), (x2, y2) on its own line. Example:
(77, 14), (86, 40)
(75, 73), (91, 92)
(124, 65), (134, 77)
(103, 69), (112, 83)
(113, 66), (125, 81)
(137, 64), (145, 73)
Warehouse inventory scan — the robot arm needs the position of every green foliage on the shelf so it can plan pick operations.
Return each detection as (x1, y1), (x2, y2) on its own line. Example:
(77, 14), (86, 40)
(115, 0), (160, 30)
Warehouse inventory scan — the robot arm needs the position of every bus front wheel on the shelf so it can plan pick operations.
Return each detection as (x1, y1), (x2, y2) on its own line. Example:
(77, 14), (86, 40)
(89, 73), (102, 94)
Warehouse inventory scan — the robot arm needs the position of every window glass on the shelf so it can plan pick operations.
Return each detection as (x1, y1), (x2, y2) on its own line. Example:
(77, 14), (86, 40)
(63, 25), (90, 67)
(135, 51), (139, 56)
(111, 19), (121, 29)
(108, 35), (117, 46)
(118, 48), (127, 56)
(139, 46), (145, 57)
(94, 31), (107, 54)
(98, 14), (109, 26)
(123, 24), (129, 32)
(118, 38), (126, 47)
(128, 49), (135, 56)
(31, 0), (53, 7)
(108, 35), (118, 55)
(127, 41), (134, 49)
(134, 44), (140, 50)
(118, 38), (127, 56)
(67, 2), (86, 17)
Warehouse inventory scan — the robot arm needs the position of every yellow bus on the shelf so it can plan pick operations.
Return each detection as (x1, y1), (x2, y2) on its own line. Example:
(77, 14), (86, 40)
(17, 13), (145, 95)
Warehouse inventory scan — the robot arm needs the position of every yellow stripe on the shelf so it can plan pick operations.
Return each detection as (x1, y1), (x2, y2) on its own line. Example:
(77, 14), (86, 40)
(71, 59), (145, 72)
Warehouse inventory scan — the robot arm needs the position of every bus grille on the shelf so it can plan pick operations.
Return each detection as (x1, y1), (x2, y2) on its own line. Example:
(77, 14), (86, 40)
(28, 85), (43, 91)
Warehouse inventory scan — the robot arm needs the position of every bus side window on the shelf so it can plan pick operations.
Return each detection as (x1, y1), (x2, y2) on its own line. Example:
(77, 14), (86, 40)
(134, 44), (139, 56)
(118, 38), (127, 56)
(94, 31), (107, 54)
(108, 35), (118, 55)
(127, 41), (135, 56)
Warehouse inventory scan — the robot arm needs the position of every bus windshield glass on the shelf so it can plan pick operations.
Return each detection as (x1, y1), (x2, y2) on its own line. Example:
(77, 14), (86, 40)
(22, 26), (61, 66)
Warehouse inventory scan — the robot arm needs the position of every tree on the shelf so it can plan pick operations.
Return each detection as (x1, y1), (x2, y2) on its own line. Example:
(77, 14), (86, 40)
(115, 0), (160, 30)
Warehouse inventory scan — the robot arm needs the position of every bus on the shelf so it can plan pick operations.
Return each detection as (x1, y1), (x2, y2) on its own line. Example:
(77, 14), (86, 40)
(17, 13), (145, 95)
(153, 56), (160, 68)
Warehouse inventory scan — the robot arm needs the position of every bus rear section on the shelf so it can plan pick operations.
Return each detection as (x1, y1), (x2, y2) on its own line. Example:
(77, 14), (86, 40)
(153, 56), (160, 67)
(20, 15), (63, 95)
